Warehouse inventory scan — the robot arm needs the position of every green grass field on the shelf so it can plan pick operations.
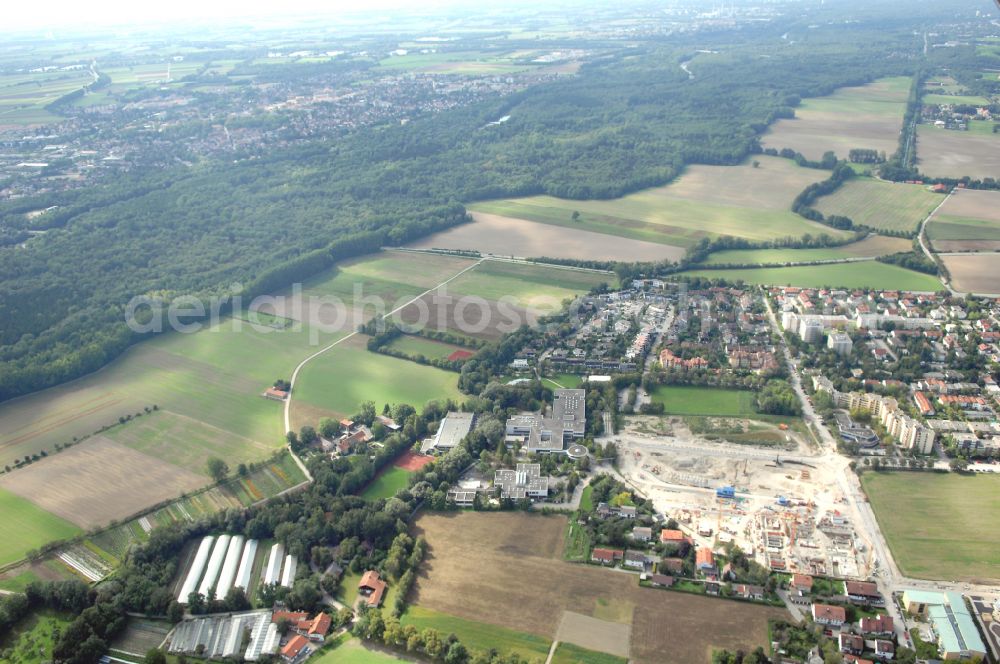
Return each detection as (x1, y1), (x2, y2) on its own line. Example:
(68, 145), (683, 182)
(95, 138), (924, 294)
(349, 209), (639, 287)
(649, 386), (757, 417)
(861, 472), (1000, 581)
(813, 178), (942, 233)
(293, 336), (464, 421)
(700, 235), (911, 265)
(551, 642), (627, 664)
(679, 260), (943, 291)
(448, 261), (612, 309)
(469, 157), (844, 248)
(927, 215), (1000, 241)
(0, 610), (75, 664)
(922, 93), (991, 106)
(0, 487), (81, 566)
(401, 606), (553, 661)
(361, 466), (412, 501)
(310, 634), (407, 663)
(385, 335), (469, 361)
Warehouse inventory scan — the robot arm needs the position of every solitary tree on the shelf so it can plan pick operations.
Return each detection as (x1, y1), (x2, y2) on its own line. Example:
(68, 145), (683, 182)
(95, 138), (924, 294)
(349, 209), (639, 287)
(207, 457), (229, 482)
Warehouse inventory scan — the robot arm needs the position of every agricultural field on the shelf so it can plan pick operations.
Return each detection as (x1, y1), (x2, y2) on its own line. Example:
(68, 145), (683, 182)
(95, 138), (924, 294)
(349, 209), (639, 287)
(699, 235), (911, 266)
(110, 619), (172, 658)
(290, 335), (464, 428)
(679, 260), (943, 291)
(410, 512), (786, 664)
(762, 76), (911, 161)
(861, 472), (1000, 582)
(0, 69), (93, 126)
(922, 93), (991, 106)
(104, 410), (276, 477)
(552, 642), (627, 664)
(384, 335), (473, 362)
(916, 125), (1000, 180)
(377, 50), (538, 75)
(926, 189), (1000, 252)
(469, 157), (843, 249)
(0, 437), (205, 530)
(812, 178), (942, 233)
(940, 254), (1000, 295)
(0, 610), (75, 664)
(648, 386), (757, 418)
(0, 487), (81, 566)
(409, 211), (686, 263)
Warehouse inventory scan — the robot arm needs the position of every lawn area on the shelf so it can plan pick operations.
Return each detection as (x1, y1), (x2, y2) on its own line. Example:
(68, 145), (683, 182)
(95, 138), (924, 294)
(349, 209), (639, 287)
(105, 409), (276, 477)
(580, 485), (594, 512)
(649, 386), (757, 418)
(310, 634), (409, 663)
(564, 520), (592, 562)
(700, 235), (911, 265)
(860, 472), (1000, 581)
(384, 335), (470, 361)
(551, 642), (627, 664)
(336, 570), (363, 608)
(0, 610), (75, 663)
(0, 487), (81, 566)
(361, 465), (412, 501)
(679, 261), (943, 291)
(468, 157), (843, 248)
(812, 178), (942, 233)
(292, 335), (464, 423)
(400, 606), (553, 661)
(545, 373), (584, 389)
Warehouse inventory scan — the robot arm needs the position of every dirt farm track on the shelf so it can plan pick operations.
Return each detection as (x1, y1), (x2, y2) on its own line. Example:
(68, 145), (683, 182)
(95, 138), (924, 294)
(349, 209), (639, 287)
(411, 512), (787, 664)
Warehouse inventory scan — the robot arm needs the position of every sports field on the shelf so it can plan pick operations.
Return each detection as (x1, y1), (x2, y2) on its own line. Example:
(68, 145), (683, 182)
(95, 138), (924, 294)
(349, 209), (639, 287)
(291, 335), (464, 427)
(0, 487), (81, 566)
(762, 77), (910, 161)
(679, 260), (943, 291)
(916, 125), (1000, 180)
(812, 178), (942, 233)
(861, 472), (1000, 582)
(649, 386), (757, 418)
(361, 465), (413, 501)
(410, 512), (786, 664)
(469, 157), (844, 248)
(700, 235), (910, 266)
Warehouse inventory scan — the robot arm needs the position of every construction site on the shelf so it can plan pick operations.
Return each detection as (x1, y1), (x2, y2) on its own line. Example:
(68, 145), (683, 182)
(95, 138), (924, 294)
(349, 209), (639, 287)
(613, 415), (870, 581)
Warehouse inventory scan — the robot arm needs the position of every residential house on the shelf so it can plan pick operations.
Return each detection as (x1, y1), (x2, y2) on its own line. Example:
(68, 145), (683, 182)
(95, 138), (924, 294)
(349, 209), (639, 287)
(843, 656), (874, 664)
(659, 529), (692, 545)
(630, 526), (652, 542)
(845, 581), (883, 606)
(591, 548), (624, 565)
(271, 611), (332, 642)
(648, 574), (675, 588)
(859, 614), (893, 636)
(280, 634), (309, 662)
(839, 633), (864, 655)
(791, 573), (813, 596)
(734, 584), (765, 601)
(358, 570), (386, 608)
(812, 603), (846, 627)
(874, 639), (894, 660)
(695, 547), (715, 574)
(660, 557), (685, 574)
(705, 581), (720, 596)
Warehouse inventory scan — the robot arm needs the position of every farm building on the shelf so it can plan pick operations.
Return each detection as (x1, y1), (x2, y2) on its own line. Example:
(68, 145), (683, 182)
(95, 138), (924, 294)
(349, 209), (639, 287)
(263, 542), (285, 586)
(215, 535), (246, 599)
(178, 536), (215, 604)
(264, 387), (289, 401)
(271, 610), (332, 642)
(198, 535), (231, 599)
(234, 539), (259, 591)
(169, 609), (279, 660)
(280, 554), (297, 588)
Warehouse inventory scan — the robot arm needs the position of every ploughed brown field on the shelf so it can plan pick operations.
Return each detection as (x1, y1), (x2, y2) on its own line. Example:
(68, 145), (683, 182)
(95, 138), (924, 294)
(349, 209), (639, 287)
(411, 512), (786, 664)
(936, 189), (1000, 222)
(916, 126), (1000, 181)
(410, 211), (687, 263)
(941, 254), (1000, 295)
(0, 437), (205, 529)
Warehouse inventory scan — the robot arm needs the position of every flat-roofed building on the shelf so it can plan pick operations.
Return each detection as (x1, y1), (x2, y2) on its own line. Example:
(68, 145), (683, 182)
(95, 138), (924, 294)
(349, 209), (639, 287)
(504, 389), (586, 454)
(827, 332), (854, 356)
(421, 412), (474, 454)
(901, 590), (986, 660)
(495, 463), (547, 500)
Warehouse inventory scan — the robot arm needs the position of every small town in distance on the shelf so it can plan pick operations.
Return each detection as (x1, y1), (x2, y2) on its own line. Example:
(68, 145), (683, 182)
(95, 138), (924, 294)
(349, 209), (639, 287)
(1, 1), (1000, 664)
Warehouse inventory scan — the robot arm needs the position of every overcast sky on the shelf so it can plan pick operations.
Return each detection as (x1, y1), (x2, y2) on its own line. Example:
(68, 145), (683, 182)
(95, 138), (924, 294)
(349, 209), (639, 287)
(3, 0), (477, 32)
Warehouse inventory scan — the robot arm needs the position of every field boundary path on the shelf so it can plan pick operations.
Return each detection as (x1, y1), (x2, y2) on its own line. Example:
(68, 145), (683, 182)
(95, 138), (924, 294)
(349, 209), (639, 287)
(388, 246), (616, 275)
(282, 254), (486, 433)
(916, 190), (955, 293)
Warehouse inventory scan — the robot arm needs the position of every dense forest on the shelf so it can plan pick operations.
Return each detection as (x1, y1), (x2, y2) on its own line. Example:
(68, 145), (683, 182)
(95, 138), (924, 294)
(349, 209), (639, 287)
(0, 21), (923, 401)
